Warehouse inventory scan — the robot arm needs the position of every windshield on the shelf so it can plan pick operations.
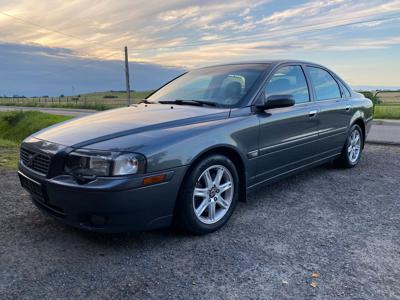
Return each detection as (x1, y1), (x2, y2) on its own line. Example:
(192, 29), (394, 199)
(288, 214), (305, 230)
(147, 64), (268, 108)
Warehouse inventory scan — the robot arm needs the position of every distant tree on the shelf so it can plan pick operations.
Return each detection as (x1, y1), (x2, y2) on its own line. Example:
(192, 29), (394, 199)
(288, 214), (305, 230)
(60, 94), (65, 98)
(359, 91), (380, 106)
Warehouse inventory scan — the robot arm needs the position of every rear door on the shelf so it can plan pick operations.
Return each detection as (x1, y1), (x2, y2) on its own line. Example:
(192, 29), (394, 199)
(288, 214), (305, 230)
(305, 66), (352, 155)
(254, 64), (320, 184)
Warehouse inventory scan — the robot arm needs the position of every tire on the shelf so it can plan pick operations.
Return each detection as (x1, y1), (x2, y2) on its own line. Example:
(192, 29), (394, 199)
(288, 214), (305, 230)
(335, 124), (363, 168)
(176, 154), (239, 235)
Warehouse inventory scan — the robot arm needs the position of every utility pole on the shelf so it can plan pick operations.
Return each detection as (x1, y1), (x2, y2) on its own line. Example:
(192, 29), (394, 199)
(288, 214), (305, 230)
(124, 46), (131, 106)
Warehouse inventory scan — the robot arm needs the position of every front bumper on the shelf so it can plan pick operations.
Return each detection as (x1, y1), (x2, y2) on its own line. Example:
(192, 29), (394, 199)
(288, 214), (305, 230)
(18, 163), (188, 233)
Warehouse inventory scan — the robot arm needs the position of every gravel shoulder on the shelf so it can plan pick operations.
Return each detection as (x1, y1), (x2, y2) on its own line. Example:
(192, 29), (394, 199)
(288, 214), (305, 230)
(0, 145), (399, 299)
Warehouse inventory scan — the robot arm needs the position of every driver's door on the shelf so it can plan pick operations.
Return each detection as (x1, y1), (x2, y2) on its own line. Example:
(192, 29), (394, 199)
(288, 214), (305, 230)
(255, 65), (320, 184)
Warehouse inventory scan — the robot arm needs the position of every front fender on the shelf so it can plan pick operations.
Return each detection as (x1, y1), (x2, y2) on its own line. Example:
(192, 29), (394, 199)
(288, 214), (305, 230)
(144, 114), (259, 173)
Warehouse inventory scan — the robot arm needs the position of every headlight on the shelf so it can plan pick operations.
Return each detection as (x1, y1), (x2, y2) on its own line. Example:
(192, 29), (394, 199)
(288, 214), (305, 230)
(64, 149), (146, 177)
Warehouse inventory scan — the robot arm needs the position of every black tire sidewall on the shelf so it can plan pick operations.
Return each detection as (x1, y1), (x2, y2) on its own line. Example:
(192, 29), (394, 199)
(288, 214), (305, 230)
(177, 154), (239, 234)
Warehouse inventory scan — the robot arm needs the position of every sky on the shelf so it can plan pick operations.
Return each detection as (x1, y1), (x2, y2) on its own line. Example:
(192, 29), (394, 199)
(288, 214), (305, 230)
(0, 0), (400, 96)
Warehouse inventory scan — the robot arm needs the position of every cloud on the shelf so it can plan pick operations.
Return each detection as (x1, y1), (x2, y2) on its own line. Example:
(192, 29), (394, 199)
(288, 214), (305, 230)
(0, 0), (271, 65)
(159, 6), (200, 21)
(240, 8), (251, 17)
(0, 0), (400, 88)
(0, 42), (184, 96)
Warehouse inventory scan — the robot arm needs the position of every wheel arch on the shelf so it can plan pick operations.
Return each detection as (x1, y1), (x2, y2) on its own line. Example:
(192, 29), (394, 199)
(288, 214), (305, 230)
(181, 145), (248, 203)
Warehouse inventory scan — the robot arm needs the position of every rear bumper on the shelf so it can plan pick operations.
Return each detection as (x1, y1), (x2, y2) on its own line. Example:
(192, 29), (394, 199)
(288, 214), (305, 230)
(18, 164), (188, 233)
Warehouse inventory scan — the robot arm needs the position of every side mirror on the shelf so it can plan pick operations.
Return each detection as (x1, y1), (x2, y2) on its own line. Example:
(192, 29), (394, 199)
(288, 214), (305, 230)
(257, 94), (295, 110)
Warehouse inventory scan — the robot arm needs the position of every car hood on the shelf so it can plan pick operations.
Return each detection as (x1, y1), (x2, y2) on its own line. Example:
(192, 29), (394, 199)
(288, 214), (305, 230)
(33, 104), (230, 147)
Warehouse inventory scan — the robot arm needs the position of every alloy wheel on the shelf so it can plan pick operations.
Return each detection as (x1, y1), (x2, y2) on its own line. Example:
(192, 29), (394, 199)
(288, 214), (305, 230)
(192, 165), (234, 225)
(347, 129), (361, 163)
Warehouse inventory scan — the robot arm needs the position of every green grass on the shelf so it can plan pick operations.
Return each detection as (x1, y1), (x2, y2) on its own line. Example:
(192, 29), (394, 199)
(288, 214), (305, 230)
(0, 101), (115, 111)
(0, 111), (73, 171)
(0, 111), (72, 143)
(359, 90), (400, 119)
(81, 90), (152, 100)
(0, 139), (18, 171)
(0, 90), (153, 111)
(374, 105), (400, 119)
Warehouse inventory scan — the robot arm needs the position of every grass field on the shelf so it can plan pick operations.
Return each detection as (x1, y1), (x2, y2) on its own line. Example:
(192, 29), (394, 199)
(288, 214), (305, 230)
(372, 91), (400, 119)
(0, 91), (153, 111)
(0, 111), (72, 170)
(374, 104), (400, 119)
(1, 89), (400, 119)
(375, 91), (400, 104)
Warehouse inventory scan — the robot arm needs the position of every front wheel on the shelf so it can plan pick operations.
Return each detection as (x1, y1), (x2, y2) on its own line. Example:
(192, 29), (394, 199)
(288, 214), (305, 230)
(176, 155), (239, 235)
(335, 124), (363, 168)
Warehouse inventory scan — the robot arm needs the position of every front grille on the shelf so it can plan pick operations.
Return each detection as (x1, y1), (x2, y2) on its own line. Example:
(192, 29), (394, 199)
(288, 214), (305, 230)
(20, 147), (51, 175)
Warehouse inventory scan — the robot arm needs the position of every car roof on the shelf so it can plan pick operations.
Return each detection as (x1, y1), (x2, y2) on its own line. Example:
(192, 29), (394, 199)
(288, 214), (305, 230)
(195, 60), (353, 105)
(198, 60), (325, 69)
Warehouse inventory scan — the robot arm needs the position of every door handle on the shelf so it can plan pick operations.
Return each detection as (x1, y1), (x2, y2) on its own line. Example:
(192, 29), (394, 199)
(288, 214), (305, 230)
(309, 110), (318, 118)
(345, 105), (351, 111)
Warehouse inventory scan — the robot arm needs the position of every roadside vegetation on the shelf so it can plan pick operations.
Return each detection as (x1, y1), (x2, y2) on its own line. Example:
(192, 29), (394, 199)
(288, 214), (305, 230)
(373, 105), (400, 119)
(0, 111), (72, 171)
(1, 89), (399, 119)
(359, 91), (400, 119)
(0, 91), (152, 111)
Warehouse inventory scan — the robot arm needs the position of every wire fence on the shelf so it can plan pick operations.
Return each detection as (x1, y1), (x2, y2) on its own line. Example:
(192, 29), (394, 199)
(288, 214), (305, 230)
(0, 96), (141, 110)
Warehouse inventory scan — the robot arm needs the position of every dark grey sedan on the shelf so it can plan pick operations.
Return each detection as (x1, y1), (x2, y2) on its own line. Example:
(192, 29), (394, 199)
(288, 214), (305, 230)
(18, 60), (373, 234)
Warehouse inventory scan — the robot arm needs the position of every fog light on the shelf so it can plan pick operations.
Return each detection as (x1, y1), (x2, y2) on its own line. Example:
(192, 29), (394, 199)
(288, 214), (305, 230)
(143, 174), (167, 185)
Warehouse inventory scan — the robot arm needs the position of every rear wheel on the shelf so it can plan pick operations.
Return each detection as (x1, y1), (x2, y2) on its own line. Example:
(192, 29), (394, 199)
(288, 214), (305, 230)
(335, 124), (363, 168)
(176, 155), (239, 234)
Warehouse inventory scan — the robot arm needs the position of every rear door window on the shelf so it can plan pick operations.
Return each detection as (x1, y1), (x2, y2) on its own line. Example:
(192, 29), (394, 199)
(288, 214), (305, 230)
(307, 67), (341, 101)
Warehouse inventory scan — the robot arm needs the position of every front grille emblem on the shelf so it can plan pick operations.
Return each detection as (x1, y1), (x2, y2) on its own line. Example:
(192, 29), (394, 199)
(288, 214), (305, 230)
(20, 147), (52, 175)
(27, 154), (37, 167)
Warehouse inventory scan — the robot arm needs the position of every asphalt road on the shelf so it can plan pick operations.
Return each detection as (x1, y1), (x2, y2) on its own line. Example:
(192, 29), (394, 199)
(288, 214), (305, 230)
(1, 145), (399, 299)
(368, 123), (400, 145)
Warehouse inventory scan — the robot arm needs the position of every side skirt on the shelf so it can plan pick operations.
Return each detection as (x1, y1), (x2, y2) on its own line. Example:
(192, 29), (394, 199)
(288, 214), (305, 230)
(246, 153), (341, 193)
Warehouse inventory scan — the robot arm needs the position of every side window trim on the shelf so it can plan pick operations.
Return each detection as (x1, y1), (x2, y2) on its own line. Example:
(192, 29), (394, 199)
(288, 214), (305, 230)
(305, 65), (342, 102)
(264, 64), (311, 105)
(337, 78), (351, 99)
(300, 64), (315, 103)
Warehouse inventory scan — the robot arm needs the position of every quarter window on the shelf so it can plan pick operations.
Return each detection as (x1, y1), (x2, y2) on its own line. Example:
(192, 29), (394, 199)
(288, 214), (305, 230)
(339, 81), (351, 98)
(307, 67), (341, 101)
(265, 66), (310, 104)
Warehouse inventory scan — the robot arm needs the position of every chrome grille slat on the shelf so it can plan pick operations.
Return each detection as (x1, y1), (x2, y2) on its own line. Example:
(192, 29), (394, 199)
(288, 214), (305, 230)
(35, 161), (49, 167)
(20, 147), (52, 175)
(34, 158), (49, 165)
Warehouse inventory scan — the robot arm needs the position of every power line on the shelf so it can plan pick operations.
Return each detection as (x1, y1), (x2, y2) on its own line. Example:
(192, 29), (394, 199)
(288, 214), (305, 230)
(0, 11), (121, 52)
(2, 9), (399, 80)
(147, 13), (400, 50)
(1, 10), (400, 54)
(26, 13), (400, 80)
(37, 52), (121, 77)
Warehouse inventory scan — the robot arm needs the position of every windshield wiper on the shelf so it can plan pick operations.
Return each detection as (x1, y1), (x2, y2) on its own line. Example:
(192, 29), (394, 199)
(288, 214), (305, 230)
(158, 99), (217, 107)
(138, 99), (154, 104)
